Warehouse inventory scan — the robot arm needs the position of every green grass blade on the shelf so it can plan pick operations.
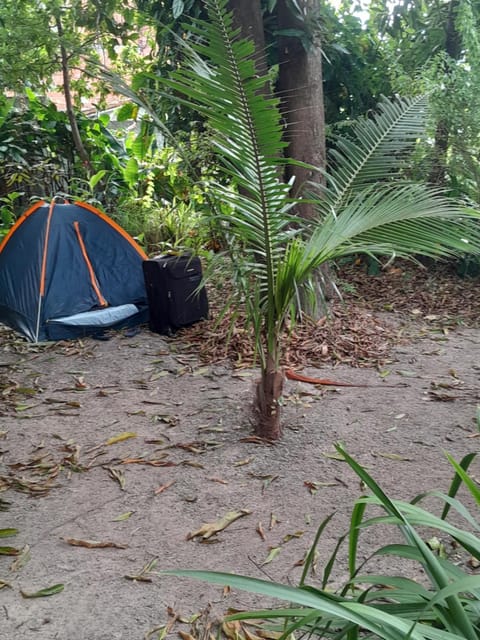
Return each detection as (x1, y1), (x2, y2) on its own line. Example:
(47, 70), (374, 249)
(443, 453), (480, 518)
(299, 512), (335, 587)
(348, 500), (367, 581)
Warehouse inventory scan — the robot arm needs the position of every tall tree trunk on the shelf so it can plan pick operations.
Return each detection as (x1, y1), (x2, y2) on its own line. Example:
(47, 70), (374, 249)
(428, 120), (450, 185)
(255, 354), (284, 440)
(276, 0), (333, 307)
(227, 0), (267, 76)
(428, 0), (461, 186)
(276, 0), (326, 208)
(55, 14), (92, 173)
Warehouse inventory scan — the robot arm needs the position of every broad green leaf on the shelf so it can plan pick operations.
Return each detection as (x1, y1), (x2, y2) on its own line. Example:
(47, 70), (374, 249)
(88, 170), (107, 190)
(160, 570), (455, 640)
(122, 157), (138, 188)
(116, 102), (138, 121)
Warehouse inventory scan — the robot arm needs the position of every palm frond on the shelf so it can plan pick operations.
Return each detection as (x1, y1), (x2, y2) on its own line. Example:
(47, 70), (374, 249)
(156, 0), (307, 364)
(321, 95), (429, 212)
(305, 184), (480, 266)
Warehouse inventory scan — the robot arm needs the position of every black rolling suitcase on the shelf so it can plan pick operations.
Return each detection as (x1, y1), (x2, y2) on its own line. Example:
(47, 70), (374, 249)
(142, 254), (209, 335)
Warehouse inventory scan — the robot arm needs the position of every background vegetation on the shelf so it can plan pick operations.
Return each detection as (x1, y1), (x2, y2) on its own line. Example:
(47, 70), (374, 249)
(1, 0), (479, 248)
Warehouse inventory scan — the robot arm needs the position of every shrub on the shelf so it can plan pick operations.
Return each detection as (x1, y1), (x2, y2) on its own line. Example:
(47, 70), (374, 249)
(164, 445), (480, 640)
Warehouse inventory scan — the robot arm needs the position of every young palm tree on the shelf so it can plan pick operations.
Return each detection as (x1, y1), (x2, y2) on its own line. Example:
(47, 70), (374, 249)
(109, 0), (480, 439)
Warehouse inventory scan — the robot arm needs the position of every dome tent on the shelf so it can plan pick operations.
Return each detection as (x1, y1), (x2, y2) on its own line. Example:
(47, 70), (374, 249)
(0, 199), (149, 342)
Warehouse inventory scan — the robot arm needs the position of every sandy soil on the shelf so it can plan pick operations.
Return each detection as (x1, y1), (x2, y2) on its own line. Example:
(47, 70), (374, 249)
(0, 314), (479, 640)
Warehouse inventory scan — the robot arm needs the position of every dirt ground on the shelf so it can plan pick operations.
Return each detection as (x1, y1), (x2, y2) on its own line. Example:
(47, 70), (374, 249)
(1, 279), (480, 639)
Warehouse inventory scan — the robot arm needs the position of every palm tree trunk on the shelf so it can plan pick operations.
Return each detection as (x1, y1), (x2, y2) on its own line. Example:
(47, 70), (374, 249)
(255, 355), (283, 440)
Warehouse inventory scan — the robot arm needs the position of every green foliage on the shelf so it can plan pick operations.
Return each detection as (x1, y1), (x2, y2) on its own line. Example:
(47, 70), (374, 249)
(133, 0), (210, 133)
(112, 143), (219, 254)
(0, 0), (53, 92)
(316, 2), (394, 123)
(163, 443), (480, 640)
(0, 93), (74, 209)
(0, 192), (23, 240)
(0, 0), (141, 98)
(117, 197), (207, 255)
(0, 92), (128, 212)
(368, 0), (480, 204)
(0, 88), (216, 255)
(164, 0), (479, 319)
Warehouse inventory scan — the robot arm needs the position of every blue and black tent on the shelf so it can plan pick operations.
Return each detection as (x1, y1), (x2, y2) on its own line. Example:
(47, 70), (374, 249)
(0, 199), (149, 342)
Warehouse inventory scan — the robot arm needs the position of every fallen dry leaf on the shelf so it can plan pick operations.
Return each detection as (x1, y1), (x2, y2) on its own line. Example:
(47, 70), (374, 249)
(181, 460), (205, 469)
(112, 511), (134, 522)
(262, 546), (281, 565)
(428, 390), (458, 402)
(187, 510), (251, 540)
(21, 583), (64, 598)
(255, 474), (278, 492)
(304, 481), (319, 495)
(222, 621), (244, 640)
(282, 530), (304, 543)
(120, 456), (176, 468)
(154, 480), (175, 495)
(105, 466), (126, 490)
(125, 557), (158, 583)
(106, 432), (137, 445)
(373, 451), (412, 461)
(239, 436), (274, 445)
(256, 522), (266, 541)
(10, 544), (31, 572)
(233, 457), (253, 467)
(62, 538), (128, 549)
(73, 375), (88, 390)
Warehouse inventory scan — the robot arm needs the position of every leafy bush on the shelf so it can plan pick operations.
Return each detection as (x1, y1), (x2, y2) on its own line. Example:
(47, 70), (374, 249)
(0, 92), (221, 253)
(164, 444), (480, 640)
(116, 196), (210, 255)
(113, 144), (222, 255)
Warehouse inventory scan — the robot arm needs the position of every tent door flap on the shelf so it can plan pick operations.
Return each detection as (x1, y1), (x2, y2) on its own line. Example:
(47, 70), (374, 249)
(73, 221), (108, 308)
